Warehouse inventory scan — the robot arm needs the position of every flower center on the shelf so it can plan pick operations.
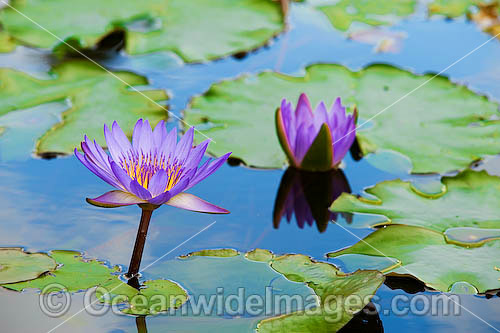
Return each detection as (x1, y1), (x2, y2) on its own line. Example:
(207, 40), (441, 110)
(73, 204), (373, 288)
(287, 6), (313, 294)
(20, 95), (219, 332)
(120, 151), (183, 192)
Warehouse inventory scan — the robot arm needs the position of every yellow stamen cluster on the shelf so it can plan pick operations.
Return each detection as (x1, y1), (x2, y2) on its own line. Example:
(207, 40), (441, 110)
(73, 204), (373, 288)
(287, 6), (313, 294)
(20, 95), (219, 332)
(121, 152), (183, 192)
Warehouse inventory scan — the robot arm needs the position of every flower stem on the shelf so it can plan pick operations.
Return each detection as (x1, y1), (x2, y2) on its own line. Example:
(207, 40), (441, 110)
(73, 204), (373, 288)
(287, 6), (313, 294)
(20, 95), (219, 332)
(126, 208), (154, 288)
(136, 316), (148, 333)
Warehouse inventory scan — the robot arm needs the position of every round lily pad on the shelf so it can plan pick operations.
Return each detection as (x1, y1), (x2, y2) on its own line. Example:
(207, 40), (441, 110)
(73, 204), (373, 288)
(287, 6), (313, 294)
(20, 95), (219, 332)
(4, 250), (124, 292)
(0, 0), (284, 62)
(311, 0), (416, 32)
(0, 30), (15, 53)
(179, 248), (240, 258)
(328, 224), (500, 293)
(0, 248), (56, 284)
(149, 249), (383, 331)
(184, 64), (500, 174)
(330, 170), (500, 232)
(0, 60), (167, 156)
(257, 254), (384, 332)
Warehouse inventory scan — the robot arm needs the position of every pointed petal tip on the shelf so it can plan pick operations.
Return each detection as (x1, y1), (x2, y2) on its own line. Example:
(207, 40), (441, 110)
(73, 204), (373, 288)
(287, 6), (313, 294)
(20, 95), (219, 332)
(165, 192), (230, 214)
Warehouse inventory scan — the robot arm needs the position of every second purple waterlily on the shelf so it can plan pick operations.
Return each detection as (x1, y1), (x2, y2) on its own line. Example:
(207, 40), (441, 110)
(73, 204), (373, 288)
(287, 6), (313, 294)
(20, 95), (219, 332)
(75, 119), (231, 213)
(276, 93), (357, 172)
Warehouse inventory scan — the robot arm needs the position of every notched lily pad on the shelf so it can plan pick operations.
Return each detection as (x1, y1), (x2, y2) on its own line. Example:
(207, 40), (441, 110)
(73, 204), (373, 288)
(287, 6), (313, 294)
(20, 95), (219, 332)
(258, 254), (385, 332)
(328, 224), (500, 293)
(3, 250), (122, 292)
(313, 0), (416, 32)
(330, 170), (500, 232)
(0, 248), (56, 284)
(0, 60), (167, 157)
(184, 64), (500, 173)
(246, 249), (275, 262)
(179, 248), (240, 258)
(428, 0), (500, 42)
(121, 279), (188, 316)
(0, 30), (15, 53)
(2, 249), (188, 316)
(0, 0), (284, 62)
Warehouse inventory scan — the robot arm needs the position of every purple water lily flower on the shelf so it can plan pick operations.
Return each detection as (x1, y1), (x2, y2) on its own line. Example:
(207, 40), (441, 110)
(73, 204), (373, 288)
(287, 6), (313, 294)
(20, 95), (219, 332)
(75, 119), (231, 285)
(75, 119), (231, 213)
(276, 93), (357, 172)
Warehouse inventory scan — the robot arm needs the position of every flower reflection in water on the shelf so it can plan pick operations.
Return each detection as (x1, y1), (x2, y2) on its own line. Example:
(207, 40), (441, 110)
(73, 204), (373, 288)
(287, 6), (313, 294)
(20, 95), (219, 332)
(273, 168), (352, 233)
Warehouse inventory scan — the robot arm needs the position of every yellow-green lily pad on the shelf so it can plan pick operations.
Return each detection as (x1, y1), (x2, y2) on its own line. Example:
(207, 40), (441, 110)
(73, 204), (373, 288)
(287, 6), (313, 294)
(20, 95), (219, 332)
(0, 60), (167, 156)
(328, 224), (500, 293)
(0, 30), (15, 53)
(2, 250), (188, 315)
(312, 0), (416, 32)
(3, 250), (124, 292)
(257, 254), (384, 332)
(330, 170), (500, 232)
(0, 0), (284, 62)
(0, 248), (56, 284)
(184, 64), (500, 173)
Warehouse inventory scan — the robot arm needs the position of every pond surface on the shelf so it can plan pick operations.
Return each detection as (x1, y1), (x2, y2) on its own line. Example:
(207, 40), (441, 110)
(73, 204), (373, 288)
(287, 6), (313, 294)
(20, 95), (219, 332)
(1, 2), (500, 332)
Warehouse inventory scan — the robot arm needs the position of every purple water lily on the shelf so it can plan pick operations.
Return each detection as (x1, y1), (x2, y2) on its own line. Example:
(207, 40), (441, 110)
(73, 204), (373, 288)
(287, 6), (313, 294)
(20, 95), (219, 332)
(75, 119), (230, 213)
(75, 119), (231, 285)
(276, 93), (357, 172)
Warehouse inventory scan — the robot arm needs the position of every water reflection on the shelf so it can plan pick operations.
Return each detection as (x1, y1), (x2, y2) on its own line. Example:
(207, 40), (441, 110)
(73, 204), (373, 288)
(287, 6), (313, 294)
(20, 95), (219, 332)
(339, 302), (384, 333)
(273, 167), (352, 233)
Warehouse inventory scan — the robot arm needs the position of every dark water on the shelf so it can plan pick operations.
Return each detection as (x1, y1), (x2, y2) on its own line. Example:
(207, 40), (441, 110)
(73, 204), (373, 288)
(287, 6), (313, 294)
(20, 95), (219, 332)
(1, 3), (500, 332)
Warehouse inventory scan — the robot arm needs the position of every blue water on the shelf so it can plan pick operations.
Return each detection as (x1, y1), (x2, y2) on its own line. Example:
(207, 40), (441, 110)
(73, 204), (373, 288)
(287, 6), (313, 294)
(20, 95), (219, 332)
(1, 2), (500, 332)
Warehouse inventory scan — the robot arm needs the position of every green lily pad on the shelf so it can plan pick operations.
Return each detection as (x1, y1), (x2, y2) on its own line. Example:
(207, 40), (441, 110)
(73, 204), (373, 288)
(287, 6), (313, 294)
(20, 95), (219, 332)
(121, 279), (187, 315)
(2, 250), (188, 315)
(0, 60), (167, 156)
(148, 249), (384, 332)
(428, 0), (482, 17)
(0, 101), (69, 161)
(246, 249), (275, 262)
(257, 254), (384, 332)
(184, 64), (500, 173)
(0, 30), (15, 53)
(312, 0), (416, 32)
(330, 170), (500, 232)
(3, 250), (123, 292)
(0, 0), (284, 62)
(179, 248), (240, 258)
(0, 248), (56, 284)
(328, 224), (500, 293)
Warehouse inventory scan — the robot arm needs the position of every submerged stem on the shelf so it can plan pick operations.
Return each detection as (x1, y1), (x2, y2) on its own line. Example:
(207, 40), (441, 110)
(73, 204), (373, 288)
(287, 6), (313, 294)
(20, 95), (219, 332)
(126, 208), (154, 288)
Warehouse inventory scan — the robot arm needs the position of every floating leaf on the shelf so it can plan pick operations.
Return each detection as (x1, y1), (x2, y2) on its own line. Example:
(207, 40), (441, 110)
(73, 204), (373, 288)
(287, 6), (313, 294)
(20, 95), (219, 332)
(180, 248), (240, 258)
(184, 64), (500, 173)
(121, 279), (187, 315)
(246, 249), (275, 262)
(0, 60), (167, 156)
(428, 0), (482, 17)
(428, 0), (500, 42)
(313, 0), (416, 32)
(328, 225), (500, 293)
(0, 0), (284, 62)
(330, 170), (500, 232)
(2, 249), (188, 315)
(148, 249), (384, 331)
(3, 250), (122, 292)
(0, 101), (69, 161)
(257, 254), (384, 332)
(0, 30), (15, 53)
(0, 248), (56, 284)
